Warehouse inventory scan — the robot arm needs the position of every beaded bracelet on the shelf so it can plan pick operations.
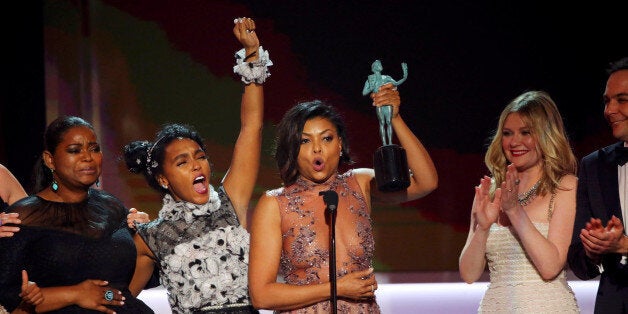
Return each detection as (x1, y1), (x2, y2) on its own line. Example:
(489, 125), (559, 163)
(233, 46), (273, 85)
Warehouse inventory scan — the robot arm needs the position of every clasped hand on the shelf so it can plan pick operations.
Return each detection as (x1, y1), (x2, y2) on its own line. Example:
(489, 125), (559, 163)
(336, 268), (378, 301)
(580, 215), (627, 260)
(370, 83), (401, 117)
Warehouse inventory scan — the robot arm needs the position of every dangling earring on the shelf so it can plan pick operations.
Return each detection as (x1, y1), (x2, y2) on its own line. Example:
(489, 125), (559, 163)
(96, 178), (100, 187)
(161, 184), (168, 190)
(51, 169), (59, 192)
(340, 151), (343, 157)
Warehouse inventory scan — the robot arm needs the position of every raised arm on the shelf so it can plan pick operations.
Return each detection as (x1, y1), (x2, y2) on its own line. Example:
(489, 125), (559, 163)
(395, 62), (408, 86)
(458, 176), (500, 283)
(222, 17), (270, 229)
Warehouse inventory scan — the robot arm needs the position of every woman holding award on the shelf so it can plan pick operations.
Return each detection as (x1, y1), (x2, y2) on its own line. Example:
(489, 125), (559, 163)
(248, 82), (438, 312)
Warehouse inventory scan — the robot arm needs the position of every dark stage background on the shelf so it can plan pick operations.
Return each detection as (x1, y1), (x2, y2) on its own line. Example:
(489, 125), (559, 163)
(1, 0), (626, 273)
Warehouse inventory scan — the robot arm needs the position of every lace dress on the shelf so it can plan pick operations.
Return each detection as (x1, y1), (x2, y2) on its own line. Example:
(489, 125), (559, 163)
(480, 221), (580, 313)
(267, 170), (380, 313)
(0, 189), (154, 313)
(136, 185), (256, 314)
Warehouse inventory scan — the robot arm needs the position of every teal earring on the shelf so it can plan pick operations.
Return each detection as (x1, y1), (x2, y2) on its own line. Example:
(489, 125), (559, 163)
(51, 169), (59, 192)
(96, 178), (100, 187)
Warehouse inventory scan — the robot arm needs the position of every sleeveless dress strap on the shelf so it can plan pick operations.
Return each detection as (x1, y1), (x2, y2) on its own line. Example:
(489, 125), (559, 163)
(547, 192), (556, 221)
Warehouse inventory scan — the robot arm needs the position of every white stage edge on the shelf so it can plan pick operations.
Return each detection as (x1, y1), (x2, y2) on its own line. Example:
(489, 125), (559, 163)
(137, 272), (599, 314)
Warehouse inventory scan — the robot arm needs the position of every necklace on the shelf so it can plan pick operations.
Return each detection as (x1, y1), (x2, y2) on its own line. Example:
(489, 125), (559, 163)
(518, 179), (541, 206)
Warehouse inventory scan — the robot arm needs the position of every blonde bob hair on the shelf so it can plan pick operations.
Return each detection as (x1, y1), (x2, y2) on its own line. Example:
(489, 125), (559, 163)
(484, 90), (577, 197)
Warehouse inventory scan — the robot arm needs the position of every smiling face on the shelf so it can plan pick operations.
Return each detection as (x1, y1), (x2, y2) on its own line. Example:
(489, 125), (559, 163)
(45, 125), (102, 190)
(604, 69), (628, 142)
(157, 138), (211, 204)
(297, 117), (343, 183)
(501, 112), (541, 172)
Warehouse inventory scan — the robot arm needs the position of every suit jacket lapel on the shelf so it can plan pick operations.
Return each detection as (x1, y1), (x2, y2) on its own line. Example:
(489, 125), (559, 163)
(598, 142), (623, 221)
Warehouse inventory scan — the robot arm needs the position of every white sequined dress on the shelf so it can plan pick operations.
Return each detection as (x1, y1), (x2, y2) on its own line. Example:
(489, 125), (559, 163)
(479, 222), (579, 313)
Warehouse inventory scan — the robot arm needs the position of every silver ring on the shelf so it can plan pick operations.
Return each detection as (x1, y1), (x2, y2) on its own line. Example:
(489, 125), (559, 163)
(514, 179), (520, 185)
(371, 284), (374, 293)
(246, 29), (255, 33)
(104, 289), (114, 301)
(507, 189), (512, 192)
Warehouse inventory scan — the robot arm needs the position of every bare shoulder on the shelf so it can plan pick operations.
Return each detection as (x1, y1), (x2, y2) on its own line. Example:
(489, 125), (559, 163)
(558, 174), (577, 190)
(254, 191), (280, 215)
(352, 168), (375, 184)
(0, 163), (11, 180)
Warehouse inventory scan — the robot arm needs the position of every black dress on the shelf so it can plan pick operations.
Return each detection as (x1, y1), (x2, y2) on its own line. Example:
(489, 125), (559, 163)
(1, 195), (8, 212)
(0, 189), (154, 313)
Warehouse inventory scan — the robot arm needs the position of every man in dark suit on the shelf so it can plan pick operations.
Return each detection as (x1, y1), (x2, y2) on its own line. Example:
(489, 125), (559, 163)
(568, 57), (628, 314)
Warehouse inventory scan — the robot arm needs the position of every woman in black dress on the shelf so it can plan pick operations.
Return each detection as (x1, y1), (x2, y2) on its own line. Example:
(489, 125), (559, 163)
(0, 116), (153, 314)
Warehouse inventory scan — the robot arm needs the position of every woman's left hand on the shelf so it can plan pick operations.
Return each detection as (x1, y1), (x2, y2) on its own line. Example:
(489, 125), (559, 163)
(233, 17), (260, 52)
(0, 212), (20, 238)
(500, 164), (520, 213)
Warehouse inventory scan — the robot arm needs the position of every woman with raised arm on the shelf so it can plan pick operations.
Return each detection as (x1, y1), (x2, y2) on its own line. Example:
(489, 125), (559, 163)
(248, 83), (437, 312)
(123, 17), (270, 314)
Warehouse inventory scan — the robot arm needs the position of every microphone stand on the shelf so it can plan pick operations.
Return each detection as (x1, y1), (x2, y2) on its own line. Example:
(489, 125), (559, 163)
(320, 190), (338, 314)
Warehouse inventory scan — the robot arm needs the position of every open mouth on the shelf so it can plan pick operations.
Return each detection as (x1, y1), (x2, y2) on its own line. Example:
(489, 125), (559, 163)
(313, 157), (324, 171)
(193, 175), (208, 194)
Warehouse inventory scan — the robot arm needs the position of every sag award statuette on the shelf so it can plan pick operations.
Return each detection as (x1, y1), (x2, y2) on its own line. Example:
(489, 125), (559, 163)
(362, 59), (410, 192)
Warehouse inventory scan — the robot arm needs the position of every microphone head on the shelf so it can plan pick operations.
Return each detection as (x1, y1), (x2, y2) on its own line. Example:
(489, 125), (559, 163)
(320, 190), (339, 207)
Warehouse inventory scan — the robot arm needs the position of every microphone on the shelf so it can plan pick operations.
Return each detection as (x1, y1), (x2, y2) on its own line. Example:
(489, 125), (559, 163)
(319, 190), (339, 213)
(320, 189), (339, 313)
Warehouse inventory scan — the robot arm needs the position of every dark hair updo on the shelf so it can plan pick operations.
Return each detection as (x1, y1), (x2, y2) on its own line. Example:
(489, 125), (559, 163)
(123, 123), (206, 193)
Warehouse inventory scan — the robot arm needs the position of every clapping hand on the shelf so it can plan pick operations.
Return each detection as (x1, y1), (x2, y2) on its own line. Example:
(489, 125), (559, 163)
(580, 215), (626, 259)
(472, 176), (500, 231)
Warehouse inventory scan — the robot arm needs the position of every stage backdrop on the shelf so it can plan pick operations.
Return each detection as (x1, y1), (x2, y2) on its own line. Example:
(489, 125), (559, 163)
(40, 0), (616, 273)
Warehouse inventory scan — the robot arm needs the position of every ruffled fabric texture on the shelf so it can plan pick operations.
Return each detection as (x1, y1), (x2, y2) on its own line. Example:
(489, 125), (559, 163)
(137, 185), (252, 313)
(233, 46), (273, 84)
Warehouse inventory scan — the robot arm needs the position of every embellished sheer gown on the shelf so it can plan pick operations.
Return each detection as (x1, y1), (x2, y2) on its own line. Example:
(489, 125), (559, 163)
(136, 185), (255, 314)
(267, 170), (380, 313)
(480, 202), (580, 313)
(0, 189), (154, 313)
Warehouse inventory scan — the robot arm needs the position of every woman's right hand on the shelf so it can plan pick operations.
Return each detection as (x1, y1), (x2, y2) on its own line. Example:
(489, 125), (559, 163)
(472, 176), (500, 231)
(74, 280), (125, 313)
(19, 270), (44, 307)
